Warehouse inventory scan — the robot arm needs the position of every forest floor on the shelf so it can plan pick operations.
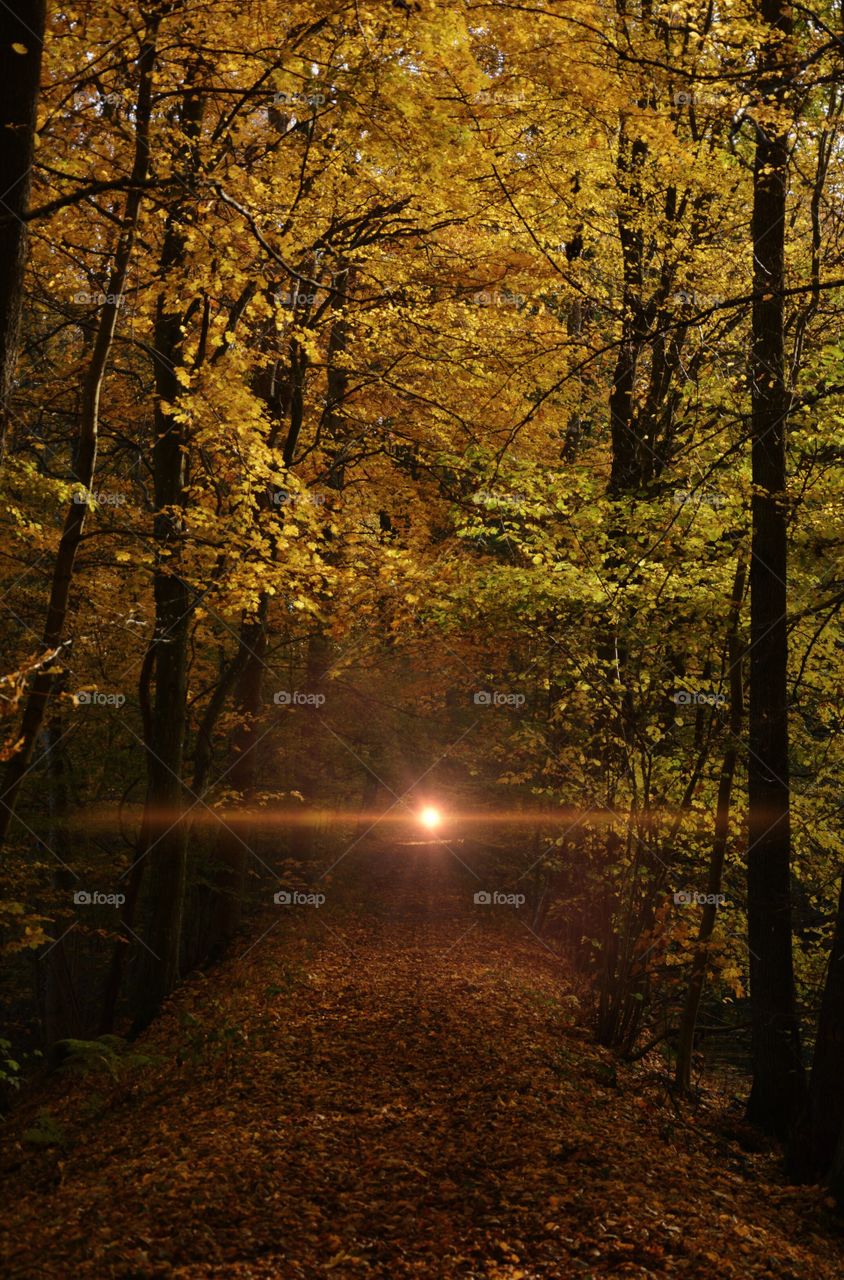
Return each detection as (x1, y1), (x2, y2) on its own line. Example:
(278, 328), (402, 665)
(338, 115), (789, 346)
(2, 845), (843, 1279)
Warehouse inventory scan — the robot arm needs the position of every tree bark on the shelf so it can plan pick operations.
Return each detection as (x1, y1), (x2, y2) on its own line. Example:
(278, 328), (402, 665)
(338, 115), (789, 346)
(608, 126), (649, 496)
(0, 0), (46, 459)
(675, 559), (745, 1093)
(745, 0), (805, 1137)
(40, 706), (82, 1051)
(99, 642), (156, 1034)
(0, 19), (159, 854)
(830, 1120), (844, 1210)
(134, 82), (205, 1022)
(787, 873), (844, 1178)
(207, 607), (268, 953)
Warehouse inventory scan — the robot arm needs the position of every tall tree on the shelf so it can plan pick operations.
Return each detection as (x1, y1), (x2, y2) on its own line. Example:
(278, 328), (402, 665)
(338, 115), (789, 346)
(788, 870), (844, 1178)
(206, 606), (268, 954)
(0, 16), (160, 855)
(0, 0), (46, 459)
(675, 559), (745, 1093)
(745, 0), (805, 1136)
(135, 80), (206, 1021)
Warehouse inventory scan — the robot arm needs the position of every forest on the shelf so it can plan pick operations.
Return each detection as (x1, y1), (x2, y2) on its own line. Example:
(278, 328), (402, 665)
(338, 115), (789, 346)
(1, 0), (844, 1276)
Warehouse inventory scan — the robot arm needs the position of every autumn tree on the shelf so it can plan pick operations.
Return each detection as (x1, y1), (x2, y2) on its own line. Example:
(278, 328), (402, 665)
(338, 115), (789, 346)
(0, 0), (46, 460)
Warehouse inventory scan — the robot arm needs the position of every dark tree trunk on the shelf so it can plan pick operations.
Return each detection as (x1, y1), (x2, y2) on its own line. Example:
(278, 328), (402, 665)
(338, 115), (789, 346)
(207, 607), (268, 953)
(99, 642), (156, 1033)
(788, 875), (844, 1178)
(133, 81), (206, 1022)
(608, 128), (649, 497)
(134, 244), (194, 1019)
(745, 0), (805, 1137)
(0, 20), (159, 855)
(830, 1122), (844, 1210)
(40, 708), (83, 1050)
(192, 648), (250, 795)
(136, 432), (191, 1013)
(675, 560), (745, 1093)
(289, 628), (331, 865)
(0, 0), (46, 458)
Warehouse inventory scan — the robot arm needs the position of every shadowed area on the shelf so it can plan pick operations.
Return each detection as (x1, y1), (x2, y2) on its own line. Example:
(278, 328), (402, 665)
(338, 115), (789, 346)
(1, 854), (841, 1280)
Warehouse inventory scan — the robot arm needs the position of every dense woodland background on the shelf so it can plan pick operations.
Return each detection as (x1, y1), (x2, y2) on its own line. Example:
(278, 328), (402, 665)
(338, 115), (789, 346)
(2, 0), (844, 1226)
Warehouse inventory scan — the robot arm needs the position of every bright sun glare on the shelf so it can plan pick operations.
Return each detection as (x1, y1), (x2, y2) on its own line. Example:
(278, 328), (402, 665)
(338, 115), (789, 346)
(419, 806), (442, 830)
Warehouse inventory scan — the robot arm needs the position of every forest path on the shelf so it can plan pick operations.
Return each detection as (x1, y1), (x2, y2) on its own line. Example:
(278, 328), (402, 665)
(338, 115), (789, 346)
(1, 846), (842, 1279)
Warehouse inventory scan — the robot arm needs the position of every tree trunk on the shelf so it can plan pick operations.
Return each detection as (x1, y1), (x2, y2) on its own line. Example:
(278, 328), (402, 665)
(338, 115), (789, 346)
(0, 19), (159, 855)
(99, 642), (155, 1034)
(745, 0), (805, 1137)
(675, 559), (745, 1093)
(133, 283), (192, 1017)
(40, 707), (82, 1051)
(139, 543), (190, 1010)
(290, 628), (331, 864)
(608, 126), (648, 497)
(830, 1120), (844, 1210)
(133, 84), (205, 1023)
(787, 872), (844, 1178)
(207, 607), (268, 954)
(0, 0), (46, 459)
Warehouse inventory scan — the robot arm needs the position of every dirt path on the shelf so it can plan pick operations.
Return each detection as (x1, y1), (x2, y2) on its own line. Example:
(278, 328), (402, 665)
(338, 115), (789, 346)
(1, 849), (842, 1278)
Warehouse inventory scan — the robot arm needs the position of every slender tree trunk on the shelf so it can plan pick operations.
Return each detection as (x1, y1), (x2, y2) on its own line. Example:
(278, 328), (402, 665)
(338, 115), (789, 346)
(0, 0), (46, 459)
(133, 404), (191, 1019)
(787, 873), (844, 1178)
(192, 647), (250, 795)
(291, 628), (331, 864)
(745, 0), (805, 1137)
(608, 126), (648, 497)
(675, 560), (745, 1093)
(0, 20), (159, 855)
(99, 643), (155, 1033)
(207, 606), (268, 953)
(134, 84), (205, 1022)
(830, 1121), (844, 1210)
(40, 707), (82, 1051)
(134, 284), (191, 1016)
(282, 275), (346, 863)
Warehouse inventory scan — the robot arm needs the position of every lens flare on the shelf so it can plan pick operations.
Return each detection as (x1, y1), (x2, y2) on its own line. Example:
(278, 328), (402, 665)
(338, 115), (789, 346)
(419, 805), (442, 830)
